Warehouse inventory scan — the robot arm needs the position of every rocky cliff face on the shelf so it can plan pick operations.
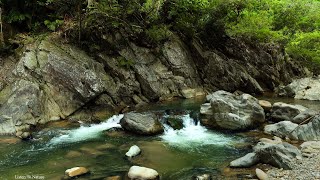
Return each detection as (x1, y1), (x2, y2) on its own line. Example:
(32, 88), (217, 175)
(0, 34), (305, 135)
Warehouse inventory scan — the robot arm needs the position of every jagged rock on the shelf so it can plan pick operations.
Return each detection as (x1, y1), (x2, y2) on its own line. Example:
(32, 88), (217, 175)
(270, 102), (308, 122)
(120, 113), (164, 135)
(256, 168), (268, 180)
(229, 152), (260, 168)
(265, 115), (320, 141)
(125, 145), (141, 158)
(127, 166), (159, 180)
(65, 167), (89, 177)
(278, 76), (320, 100)
(259, 100), (272, 112)
(200, 91), (265, 130)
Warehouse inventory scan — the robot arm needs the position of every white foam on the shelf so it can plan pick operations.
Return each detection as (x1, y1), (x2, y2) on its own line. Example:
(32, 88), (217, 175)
(48, 114), (123, 145)
(161, 114), (234, 147)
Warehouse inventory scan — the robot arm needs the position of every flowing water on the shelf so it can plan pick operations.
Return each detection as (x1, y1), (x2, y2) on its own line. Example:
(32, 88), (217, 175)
(0, 98), (277, 180)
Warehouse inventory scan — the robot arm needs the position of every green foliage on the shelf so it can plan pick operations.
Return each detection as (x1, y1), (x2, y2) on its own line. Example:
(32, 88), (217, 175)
(146, 25), (172, 43)
(117, 57), (134, 69)
(44, 19), (64, 31)
(164, 0), (211, 37)
(286, 31), (320, 70)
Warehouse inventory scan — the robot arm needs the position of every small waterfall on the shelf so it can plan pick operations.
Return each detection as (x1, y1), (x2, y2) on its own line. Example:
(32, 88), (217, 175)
(161, 114), (234, 147)
(48, 114), (124, 145)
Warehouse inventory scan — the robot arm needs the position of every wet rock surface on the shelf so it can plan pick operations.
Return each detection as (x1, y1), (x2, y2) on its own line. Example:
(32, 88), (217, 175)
(120, 112), (164, 135)
(200, 90), (265, 130)
(277, 76), (320, 101)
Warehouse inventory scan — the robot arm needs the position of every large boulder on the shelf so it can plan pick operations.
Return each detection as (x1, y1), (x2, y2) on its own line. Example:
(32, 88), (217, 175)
(265, 115), (320, 141)
(277, 76), (320, 100)
(200, 91), (265, 130)
(270, 102), (308, 122)
(120, 113), (164, 135)
(254, 141), (301, 169)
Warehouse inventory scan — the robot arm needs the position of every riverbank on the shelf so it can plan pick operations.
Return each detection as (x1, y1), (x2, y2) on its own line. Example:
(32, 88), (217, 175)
(267, 152), (320, 180)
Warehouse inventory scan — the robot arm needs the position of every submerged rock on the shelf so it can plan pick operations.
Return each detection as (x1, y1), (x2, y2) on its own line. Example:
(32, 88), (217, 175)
(200, 91), (265, 130)
(126, 145), (141, 158)
(128, 166), (159, 180)
(65, 167), (89, 177)
(120, 113), (164, 135)
(270, 102), (308, 122)
(166, 117), (184, 130)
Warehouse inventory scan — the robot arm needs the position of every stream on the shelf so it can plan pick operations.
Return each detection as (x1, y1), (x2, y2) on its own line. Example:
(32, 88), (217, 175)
(0, 96), (319, 180)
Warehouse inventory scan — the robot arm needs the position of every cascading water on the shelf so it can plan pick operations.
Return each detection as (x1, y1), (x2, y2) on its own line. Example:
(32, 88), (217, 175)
(160, 114), (235, 148)
(48, 114), (124, 145)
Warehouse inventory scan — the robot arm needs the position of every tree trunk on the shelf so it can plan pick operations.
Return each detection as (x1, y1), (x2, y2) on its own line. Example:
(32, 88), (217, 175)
(0, 7), (4, 47)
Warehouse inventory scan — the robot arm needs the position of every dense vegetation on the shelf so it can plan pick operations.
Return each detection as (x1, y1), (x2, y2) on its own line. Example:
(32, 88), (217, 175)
(0, 0), (319, 71)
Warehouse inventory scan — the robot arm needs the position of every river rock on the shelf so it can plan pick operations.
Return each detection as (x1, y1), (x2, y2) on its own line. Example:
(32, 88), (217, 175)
(264, 121), (298, 139)
(126, 145), (141, 158)
(166, 117), (184, 130)
(200, 91), (265, 130)
(270, 102), (308, 122)
(229, 137), (300, 169)
(254, 141), (301, 169)
(65, 167), (89, 177)
(229, 152), (260, 168)
(292, 109), (318, 124)
(120, 113), (164, 135)
(266, 115), (320, 141)
(256, 168), (268, 180)
(259, 100), (272, 112)
(278, 76), (320, 100)
(127, 166), (159, 180)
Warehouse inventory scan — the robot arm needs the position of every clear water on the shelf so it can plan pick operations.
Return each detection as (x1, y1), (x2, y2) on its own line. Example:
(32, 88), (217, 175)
(0, 98), (252, 180)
